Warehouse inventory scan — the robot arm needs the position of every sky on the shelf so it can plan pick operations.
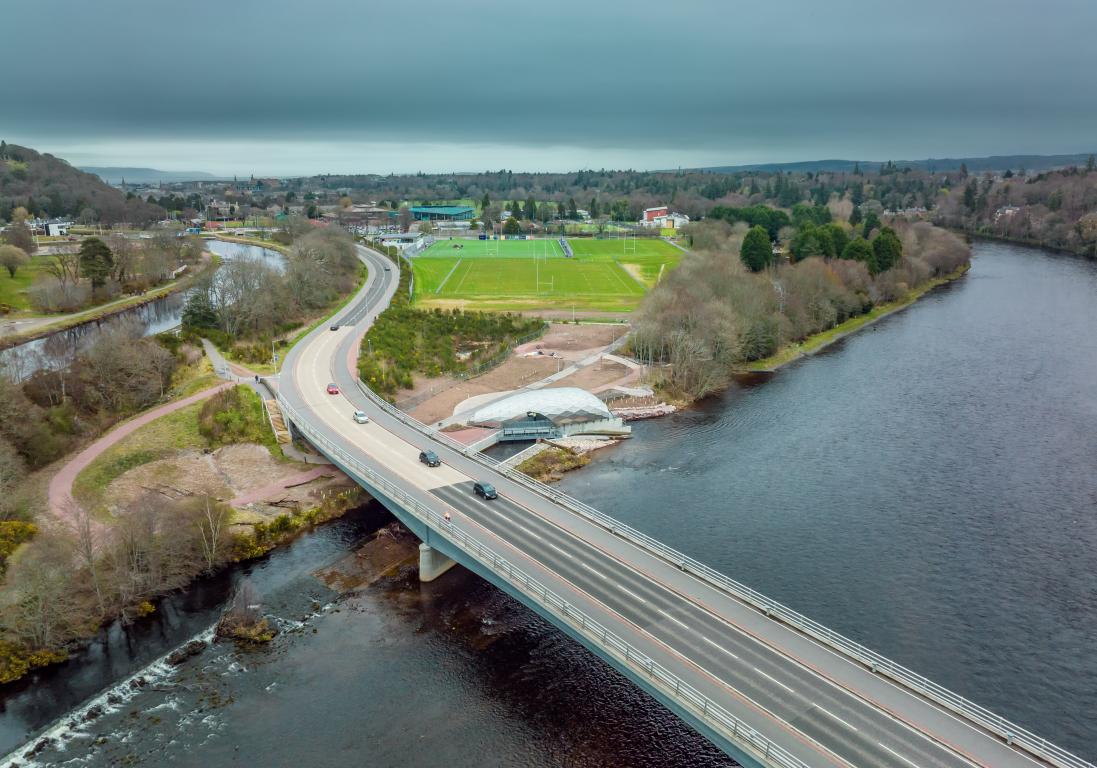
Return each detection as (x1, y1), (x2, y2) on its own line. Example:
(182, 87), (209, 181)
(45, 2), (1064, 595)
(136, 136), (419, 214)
(3, 0), (1096, 176)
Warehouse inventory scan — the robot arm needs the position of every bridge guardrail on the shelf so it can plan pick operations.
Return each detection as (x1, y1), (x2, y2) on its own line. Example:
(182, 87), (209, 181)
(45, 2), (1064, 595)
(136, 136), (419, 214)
(351, 376), (1094, 768)
(277, 395), (808, 768)
(345, 243), (1092, 768)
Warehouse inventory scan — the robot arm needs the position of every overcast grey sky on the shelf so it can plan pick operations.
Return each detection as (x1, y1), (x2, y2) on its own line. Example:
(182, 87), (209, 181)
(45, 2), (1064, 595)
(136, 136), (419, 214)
(3, 0), (1095, 175)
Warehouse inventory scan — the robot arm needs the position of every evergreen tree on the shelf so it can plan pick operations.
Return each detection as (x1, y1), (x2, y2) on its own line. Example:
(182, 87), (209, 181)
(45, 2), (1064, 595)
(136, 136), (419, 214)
(481, 192), (490, 210)
(589, 197), (599, 218)
(78, 237), (114, 288)
(862, 211), (881, 238)
(568, 197), (578, 218)
(849, 205), (863, 227)
(963, 181), (978, 212)
(841, 238), (877, 273)
(872, 227), (903, 273)
(502, 216), (521, 235)
(740, 226), (772, 272)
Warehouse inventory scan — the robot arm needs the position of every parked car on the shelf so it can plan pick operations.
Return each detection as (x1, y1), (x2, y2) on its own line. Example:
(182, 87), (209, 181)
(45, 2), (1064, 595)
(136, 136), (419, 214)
(326, 383), (339, 395)
(419, 449), (440, 467)
(473, 481), (498, 500)
(353, 410), (369, 424)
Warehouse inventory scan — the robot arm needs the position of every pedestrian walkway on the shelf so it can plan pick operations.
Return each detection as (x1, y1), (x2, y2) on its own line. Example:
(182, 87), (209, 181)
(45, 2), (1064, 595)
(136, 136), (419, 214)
(47, 382), (234, 520)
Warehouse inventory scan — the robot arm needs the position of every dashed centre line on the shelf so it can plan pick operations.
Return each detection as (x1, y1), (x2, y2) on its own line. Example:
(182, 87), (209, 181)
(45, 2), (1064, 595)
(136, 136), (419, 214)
(753, 666), (796, 694)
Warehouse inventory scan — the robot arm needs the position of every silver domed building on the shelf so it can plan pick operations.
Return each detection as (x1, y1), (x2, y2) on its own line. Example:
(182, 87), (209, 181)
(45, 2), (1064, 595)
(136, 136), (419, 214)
(468, 387), (630, 441)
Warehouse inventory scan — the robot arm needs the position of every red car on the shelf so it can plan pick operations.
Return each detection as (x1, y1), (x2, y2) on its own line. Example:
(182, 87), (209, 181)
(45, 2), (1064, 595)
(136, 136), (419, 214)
(326, 383), (339, 395)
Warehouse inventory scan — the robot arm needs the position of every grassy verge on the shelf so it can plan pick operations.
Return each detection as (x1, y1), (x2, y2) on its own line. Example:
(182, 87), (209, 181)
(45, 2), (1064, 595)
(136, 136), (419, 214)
(71, 385), (283, 514)
(72, 402), (207, 514)
(741, 264), (970, 372)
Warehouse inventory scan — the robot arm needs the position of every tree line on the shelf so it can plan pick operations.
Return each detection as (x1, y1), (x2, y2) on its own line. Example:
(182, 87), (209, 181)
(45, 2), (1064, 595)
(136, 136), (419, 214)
(631, 217), (970, 399)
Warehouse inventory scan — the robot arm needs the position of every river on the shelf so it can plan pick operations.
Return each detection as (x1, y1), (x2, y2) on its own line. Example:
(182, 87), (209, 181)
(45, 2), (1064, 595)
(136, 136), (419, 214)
(3, 240), (1095, 766)
(0, 239), (285, 379)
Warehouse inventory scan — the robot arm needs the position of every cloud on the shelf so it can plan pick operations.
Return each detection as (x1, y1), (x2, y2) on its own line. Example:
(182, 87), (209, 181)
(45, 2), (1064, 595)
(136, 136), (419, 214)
(2, 0), (1095, 174)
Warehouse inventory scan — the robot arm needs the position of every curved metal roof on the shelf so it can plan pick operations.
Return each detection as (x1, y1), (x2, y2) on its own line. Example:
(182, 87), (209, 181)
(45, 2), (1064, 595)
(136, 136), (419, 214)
(469, 387), (612, 426)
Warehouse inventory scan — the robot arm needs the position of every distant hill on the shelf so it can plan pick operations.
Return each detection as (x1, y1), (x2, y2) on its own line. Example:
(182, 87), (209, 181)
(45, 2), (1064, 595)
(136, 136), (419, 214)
(703, 152), (1097, 175)
(80, 166), (221, 185)
(0, 142), (164, 224)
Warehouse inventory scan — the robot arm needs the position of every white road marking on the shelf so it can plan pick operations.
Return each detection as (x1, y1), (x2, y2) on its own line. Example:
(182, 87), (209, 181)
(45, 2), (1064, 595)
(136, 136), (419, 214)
(615, 583), (647, 603)
(515, 523), (544, 541)
(753, 666), (796, 694)
(879, 742), (921, 768)
(546, 541), (574, 559)
(816, 704), (858, 732)
(658, 610), (689, 630)
(580, 562), (608, 579)
(702, 635), (740, 660)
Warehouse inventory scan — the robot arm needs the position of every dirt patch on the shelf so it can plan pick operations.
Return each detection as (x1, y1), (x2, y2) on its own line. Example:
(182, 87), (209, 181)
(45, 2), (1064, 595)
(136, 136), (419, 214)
(315, 522), (419, 592)
(404, 322), (631, 424)
(408, 355), (558, 425)
(104, 444), (351, 522)
(547, 359), (631, 391)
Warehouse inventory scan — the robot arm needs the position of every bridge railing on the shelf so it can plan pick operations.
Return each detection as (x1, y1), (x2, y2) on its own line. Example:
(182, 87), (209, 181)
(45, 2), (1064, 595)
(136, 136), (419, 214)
(276, 395), (808, 768)
(352, 378), (1094, 768)
(344, 243), (1092, 768)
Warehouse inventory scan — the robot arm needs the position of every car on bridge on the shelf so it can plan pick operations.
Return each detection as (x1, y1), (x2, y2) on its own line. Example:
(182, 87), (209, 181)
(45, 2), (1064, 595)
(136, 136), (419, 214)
(353, 410), (370, 424)
(326, 383), (340, 395)
(419, 449), (441, 467)
(473, 481), (498, 500)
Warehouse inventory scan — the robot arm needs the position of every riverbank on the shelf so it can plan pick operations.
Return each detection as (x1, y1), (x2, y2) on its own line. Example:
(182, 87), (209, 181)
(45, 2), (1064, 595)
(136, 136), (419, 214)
(947, 228), (1096, 259)
(0, 251), (219, 352)
(740, 263), (971, 373)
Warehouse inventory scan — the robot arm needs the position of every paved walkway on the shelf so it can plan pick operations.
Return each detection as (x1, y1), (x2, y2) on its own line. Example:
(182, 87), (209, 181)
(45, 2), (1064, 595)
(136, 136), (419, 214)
(47, 382), (234, 519)
(226, 466), (334, 508)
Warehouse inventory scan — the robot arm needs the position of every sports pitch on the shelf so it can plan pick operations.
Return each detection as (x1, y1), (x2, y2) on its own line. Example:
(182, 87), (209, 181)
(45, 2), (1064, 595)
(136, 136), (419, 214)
(410, 237), (682, 312)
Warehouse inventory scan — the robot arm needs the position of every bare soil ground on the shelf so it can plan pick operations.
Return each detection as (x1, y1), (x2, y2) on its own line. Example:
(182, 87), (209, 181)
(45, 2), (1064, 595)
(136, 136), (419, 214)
(105, 444), (352, 522)
(403, 323), (630, 424)
(546, 359), (631, 391)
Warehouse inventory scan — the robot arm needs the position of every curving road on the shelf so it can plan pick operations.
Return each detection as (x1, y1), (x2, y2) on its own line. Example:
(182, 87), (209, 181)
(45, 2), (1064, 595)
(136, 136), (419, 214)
(276, 244), (1086, 768)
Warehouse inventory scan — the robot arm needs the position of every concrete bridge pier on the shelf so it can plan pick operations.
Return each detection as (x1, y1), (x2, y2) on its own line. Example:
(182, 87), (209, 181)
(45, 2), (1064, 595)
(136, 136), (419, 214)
(419, 543), (457, 582)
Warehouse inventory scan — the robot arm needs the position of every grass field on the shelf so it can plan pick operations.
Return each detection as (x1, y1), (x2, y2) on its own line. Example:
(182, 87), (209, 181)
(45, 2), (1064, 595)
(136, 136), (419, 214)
(411, 237), (682, 312)
(0, 255), (52, 312)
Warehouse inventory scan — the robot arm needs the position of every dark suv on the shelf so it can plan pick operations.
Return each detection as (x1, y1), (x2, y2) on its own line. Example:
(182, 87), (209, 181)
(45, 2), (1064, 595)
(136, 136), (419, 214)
(473, 481), (498, 500)
(419, 449), (441, 467)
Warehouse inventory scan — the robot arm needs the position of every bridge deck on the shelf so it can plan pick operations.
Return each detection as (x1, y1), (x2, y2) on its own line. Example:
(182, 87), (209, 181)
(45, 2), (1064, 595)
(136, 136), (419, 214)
(275, 243), (1089, 768)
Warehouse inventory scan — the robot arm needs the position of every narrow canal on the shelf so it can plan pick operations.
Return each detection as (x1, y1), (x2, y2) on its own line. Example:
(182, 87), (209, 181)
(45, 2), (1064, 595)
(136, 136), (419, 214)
(3, 240), (1095, 766)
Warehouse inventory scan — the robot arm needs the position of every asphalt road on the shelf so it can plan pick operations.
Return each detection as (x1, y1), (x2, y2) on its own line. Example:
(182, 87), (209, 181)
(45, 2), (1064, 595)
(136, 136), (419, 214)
(276, 243), (1065, 768)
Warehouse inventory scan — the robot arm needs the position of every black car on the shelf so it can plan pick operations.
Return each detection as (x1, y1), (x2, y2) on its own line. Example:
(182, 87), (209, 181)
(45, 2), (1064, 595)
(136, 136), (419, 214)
(329, 324), (340, 331)
(383, 266), (391, 272)
(473, 481), (498, 500)
(419, 449), (441, 467)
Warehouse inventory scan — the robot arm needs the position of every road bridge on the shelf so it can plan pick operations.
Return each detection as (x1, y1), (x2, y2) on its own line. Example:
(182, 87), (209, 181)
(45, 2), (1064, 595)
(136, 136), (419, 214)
(274, 243), (1091, 768)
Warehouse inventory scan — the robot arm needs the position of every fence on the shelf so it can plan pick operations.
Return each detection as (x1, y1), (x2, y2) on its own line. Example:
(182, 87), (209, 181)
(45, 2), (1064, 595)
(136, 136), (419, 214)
(350, 374), (1094, 768)
(277, 393), (812, 768)
(343, 240), (1094, 768)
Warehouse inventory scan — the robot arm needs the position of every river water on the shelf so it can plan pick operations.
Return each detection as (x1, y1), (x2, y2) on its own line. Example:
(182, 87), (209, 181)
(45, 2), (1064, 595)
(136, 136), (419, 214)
(0, 239), (285, 379)
(3, 240), (1095, 766)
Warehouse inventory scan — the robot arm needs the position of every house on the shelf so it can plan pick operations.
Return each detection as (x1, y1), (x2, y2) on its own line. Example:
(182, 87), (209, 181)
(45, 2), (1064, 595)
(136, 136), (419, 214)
(44, 220), (71, 236)
(639, 207), (689, 229)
